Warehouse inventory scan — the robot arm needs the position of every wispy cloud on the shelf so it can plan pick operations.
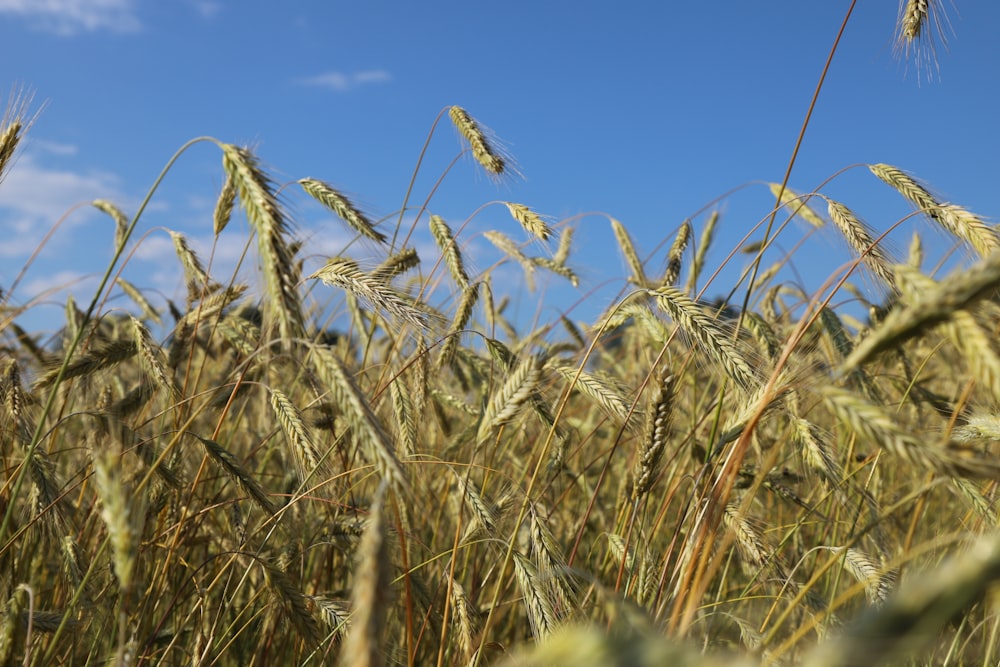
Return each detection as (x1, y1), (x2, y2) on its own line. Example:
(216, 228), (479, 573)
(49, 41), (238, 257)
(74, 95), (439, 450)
(185, 0), (221, 20)
(0, 0), (141, 35)
(0, 149), (125, 222)
(296, 70), (392, 93)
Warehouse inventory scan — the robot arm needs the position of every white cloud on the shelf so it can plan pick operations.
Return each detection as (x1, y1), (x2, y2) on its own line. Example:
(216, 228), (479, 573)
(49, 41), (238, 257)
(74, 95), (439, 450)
(0, 0), (141, 35)
(21, 269), (96, 301)
(0, 150), (125, 221)
(186, 0), (221, 20)
(296, 70), (392, 93)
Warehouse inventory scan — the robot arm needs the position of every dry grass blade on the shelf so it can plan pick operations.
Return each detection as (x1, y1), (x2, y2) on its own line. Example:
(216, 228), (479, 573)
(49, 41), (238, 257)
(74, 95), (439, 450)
(340, 483), (392, 667)
(195, 435), (277, 515)
(611, 218), (647, 288)
(506, 203), (552, 242)
(826, 198), (898, 291)
(770, 184), (825, 228)
(843, 253), (1000, 372)
(429, 214), (469, 289)
(309, 257), (435, 331)
(299, 177), (387, 244)
(869, 163), (997, 257)
(309, 347), (408, 491)
(653, 286), (759, 392)
(449, 106), (505, 176)
(220, 143), (304, 349)
(92, 199), (129, 251)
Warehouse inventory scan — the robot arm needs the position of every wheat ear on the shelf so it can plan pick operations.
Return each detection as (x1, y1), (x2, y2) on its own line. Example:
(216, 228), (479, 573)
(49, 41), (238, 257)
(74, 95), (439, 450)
(220, 143), (304, 349)
(449, 106), (505, 175)
(870, 163), (997, 257)
(340, 483), (392, 667)
(299, 177), (387, 243)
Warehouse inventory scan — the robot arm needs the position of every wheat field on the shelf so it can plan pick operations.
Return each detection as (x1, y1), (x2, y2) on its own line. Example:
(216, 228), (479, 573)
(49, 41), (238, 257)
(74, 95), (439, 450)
(2, 6), (1000, 666)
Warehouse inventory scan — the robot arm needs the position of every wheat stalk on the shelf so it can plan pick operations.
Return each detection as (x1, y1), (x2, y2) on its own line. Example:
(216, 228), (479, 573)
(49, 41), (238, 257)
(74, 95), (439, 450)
(869, 163), (997, 257)
(340, 483), (392, 667)
(825, 198), (898, 292)
(449, 106), (505, 176)
(505, 203), (552, 242)
(661, 221), (691, 287)
(92, 199), (129, 252)
(300, 177), (387, 244)
(220, 143), (304, 349)
(429, 214), (469, 289)
(309, 346), (408, 491)
(611, 218), (647, 288)
(844, 252), (1000, 372)
(310, 256), (435, 331)
(653, 286), (759, 392)
(632, 372), (676, 500)
(770, 183), (825, 228)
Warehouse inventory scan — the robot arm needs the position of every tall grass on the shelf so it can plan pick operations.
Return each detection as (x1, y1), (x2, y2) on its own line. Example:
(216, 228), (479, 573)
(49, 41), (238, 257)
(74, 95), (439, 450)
(1, 12), (998, 667)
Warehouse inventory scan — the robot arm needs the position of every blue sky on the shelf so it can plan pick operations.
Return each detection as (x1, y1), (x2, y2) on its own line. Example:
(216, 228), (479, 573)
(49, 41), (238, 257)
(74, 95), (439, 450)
(2, 1), (999, 338)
